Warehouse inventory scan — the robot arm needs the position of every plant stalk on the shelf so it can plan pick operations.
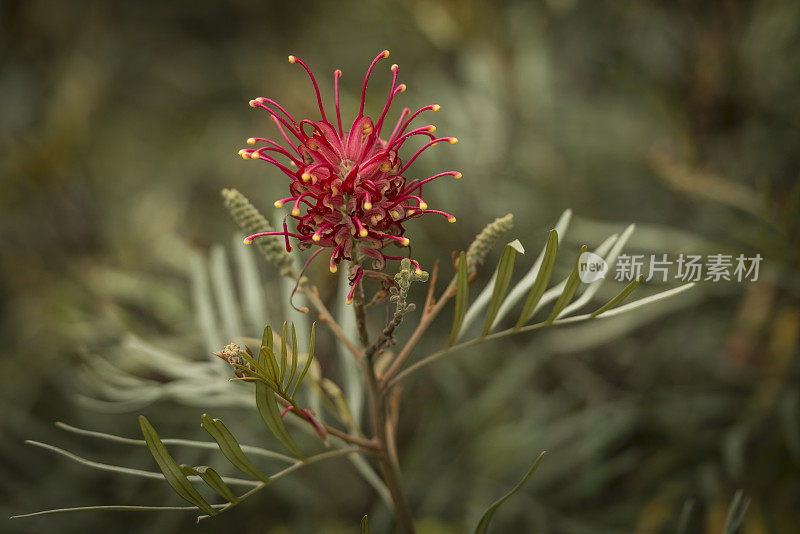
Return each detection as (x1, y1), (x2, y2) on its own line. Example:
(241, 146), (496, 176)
(351, 274), (415, 534)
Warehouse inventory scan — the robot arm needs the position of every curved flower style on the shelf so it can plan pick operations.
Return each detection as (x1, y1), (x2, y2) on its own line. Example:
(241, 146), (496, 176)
(239, 51), (460, 303)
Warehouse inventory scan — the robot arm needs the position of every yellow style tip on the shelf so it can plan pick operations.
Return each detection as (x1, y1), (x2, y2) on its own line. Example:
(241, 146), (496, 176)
(291, 208), (300, 216)
(401, 237), (410, 246)
(330, 265), (338, 273)
(406, 209), (416, 216)
(246, 138), (256, 145)
(312, 234), (321, 242)
(249, 100), (257, 107)
(274, 200), (285, 208)
(359, 229), (368, 237)
(448, 216), (457, 223)
(345, 297), (353, 305)
(382, 50), (390, 58)
(301, 173), (312, 182)
(419, 201), (428, 209)
(364, 202), (372, 210)
(391, 63), (399, 72)
(398, 84), (407, 92)
(288, 55), (297, 63)
(432, 104), (441, 111)
(449, 138), (458, 144)
(243, 238), (253, 245)
(428, 125), (436, 132)
(454, 172), (462, 179)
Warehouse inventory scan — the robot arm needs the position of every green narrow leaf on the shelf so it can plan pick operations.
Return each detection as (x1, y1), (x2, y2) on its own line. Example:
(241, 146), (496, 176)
(138, 416), (217, 516)
(258, 325), (279, 380)
(516, 230), (558, 328)
(723, 490), (751, 534)
(482, 240), (524, 336)
(257, 325), (280, 380)
(260, 347), (280, 382)
(209, 245), (243, 340)
(291, 322), (316, 400)
(448, 252), (469, 347)
(361, 514), (370, 533)
(590, 275), (643, 318)
(180, 465), (240, 503)
(597, 282), (695, 318)
(279, 322), (288, 386)
(261, 324), (273, 351)
(256, 349), (305, 460)
(200, 414), (270, 482)
(675, 499), (695, 534)
(474, 451), (546, 534)
(493, 209), (571, 327)
(287, 323), (298, 390)
(12, 505), (215, 518)
(545, 245), (587, 324)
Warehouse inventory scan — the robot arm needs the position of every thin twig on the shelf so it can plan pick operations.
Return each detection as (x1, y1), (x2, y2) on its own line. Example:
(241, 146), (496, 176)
(302, 285), (364, 363)
(196, 447), (360, 522)
(380, 275), (458, 389)
(385, 282), (695, 388)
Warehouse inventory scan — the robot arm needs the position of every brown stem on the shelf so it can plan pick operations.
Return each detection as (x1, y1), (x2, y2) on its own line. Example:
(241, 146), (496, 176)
(352, 274), (415, 534)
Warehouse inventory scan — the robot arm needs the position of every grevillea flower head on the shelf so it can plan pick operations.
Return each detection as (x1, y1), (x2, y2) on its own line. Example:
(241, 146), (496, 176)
(240, 51), (460, 303)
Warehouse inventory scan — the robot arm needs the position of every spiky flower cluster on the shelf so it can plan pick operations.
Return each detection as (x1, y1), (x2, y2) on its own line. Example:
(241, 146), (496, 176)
(213, 343), (255, 378)
(239, 51), (460, 302)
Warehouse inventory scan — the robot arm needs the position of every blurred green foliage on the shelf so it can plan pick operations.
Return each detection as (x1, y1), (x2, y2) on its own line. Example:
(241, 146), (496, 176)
(2, 0), (799, 532)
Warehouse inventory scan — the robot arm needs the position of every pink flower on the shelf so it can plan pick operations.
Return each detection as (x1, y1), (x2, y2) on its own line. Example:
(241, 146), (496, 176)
(240, 51), (460, 302)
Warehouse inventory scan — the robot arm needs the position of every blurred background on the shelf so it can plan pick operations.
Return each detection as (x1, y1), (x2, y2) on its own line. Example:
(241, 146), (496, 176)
(2, 0), (799, 532)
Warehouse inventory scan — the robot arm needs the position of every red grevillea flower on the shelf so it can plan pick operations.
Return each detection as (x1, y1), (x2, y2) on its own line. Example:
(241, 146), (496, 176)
(240, 51), (460, 303)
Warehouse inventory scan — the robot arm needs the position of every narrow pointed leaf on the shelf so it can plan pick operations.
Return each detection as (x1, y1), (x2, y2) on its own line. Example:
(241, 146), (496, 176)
(261, 324), (273, 351)
(361, 514), (370, 533)
(200, 414), (269, 482)
(138, 416), (217, 516)
(180, 465), (240, 503)
(596, 282), (695, 318)
(532, 235), (616, 318)
(259, 325), (280, 380)
(482, 240), (524, 336)
(54, 422), (296, 463)
(560, 224), (635, 317)
(494, 209), (572, 326)
(288, 323), (298, 390)
(545, 246), (586, 324)
(209, 245), (243, 340)
(448, 252), (469, 347)
(256, 349), (305, 459)
(12, 504), (219, 518)
(723, 490), (751, 534)
(474, 451), (546, 534)
(260, 347), (280, 382)
(279, 322), (288, 386)
(516, 230), (558, 328)
(291, 322), (316, 399)
(590, 275), (642, 318)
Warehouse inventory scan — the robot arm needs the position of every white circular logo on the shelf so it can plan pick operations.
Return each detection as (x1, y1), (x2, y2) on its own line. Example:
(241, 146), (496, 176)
(578, 251), (608, 283)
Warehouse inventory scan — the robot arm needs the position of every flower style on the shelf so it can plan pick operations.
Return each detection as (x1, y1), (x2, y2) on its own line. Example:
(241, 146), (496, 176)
(239, 51), (460, 303)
